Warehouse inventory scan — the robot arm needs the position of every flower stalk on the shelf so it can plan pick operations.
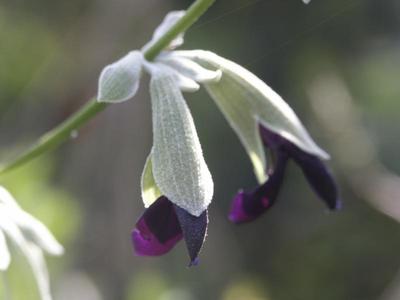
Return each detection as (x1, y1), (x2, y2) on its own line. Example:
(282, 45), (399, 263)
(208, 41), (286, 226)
(0, 0), (216, 176)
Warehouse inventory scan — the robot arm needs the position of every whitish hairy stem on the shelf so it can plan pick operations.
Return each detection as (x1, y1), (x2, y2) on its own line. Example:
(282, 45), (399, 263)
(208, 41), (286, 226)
(0, 0), (216, 176)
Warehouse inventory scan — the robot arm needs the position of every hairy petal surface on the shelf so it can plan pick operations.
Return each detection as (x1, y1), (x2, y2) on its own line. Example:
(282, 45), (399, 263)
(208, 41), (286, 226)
(174, 50), (330, 162)
(202, 67), (267, 183)
(150, 66), (213, 216)
(143, 11), (186, 52)
(97, 51), (143, 103)
(157, 54), (222, 84)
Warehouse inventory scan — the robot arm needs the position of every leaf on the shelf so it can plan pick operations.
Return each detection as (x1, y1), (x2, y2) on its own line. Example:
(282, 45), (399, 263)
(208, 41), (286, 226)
(141, 153), (162, 208)
(97, 51), (143, 103)
(150, 66), (213, 217)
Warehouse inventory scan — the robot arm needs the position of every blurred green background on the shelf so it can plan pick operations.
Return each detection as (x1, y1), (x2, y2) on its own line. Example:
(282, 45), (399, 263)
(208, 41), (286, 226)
(1, 0), (400, 299)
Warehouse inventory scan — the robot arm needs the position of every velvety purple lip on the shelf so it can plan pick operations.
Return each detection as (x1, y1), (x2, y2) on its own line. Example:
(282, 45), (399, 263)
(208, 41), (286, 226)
(132, 196), (208, 265)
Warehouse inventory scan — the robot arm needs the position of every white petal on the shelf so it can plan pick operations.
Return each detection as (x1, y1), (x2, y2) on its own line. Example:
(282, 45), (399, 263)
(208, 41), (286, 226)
(141, 152), (162, 208)
(150, 67), (213, 216)
(0, 186), (21, 209)
(0, 230), (10, 271)
(97, 51), (143, 103)
(303, 0), (311, 4)
(24, 243), (53, 300)
(142, 11), (186, 51)
(15, 211), (64, 256)
(157, 54), (222, 83)
(0, 187), (63, 255)
(144, 61), (199, 92)
(0, 211), (53, 300)
(175, 50), (330, 161)
(174, 71), (200, 92)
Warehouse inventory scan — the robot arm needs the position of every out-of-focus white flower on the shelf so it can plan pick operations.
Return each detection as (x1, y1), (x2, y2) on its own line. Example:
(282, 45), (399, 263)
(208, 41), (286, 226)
(0, 186), (63, 300)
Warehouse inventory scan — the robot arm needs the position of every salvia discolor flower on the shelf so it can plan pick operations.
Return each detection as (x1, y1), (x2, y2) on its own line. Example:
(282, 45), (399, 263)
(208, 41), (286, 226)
(96, 6), (337, 264)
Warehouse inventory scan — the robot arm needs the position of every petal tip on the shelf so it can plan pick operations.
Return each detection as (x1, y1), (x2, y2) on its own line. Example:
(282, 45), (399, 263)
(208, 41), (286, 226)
(188, 257), (200, 267)
(228, 191), (254, 224)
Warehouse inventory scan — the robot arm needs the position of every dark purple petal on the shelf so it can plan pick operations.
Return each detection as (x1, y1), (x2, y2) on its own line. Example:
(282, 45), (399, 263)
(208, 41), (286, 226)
(290, 149), (341, 210)
(259, 124), (286, 150)
(229, 154), (288, 224)
(174, 205), (208, 266)
(259, 124), (340, 210)
(132, 196), (183, 256)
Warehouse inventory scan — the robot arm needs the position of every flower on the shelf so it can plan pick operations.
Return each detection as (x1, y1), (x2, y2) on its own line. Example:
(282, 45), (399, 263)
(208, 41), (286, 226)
(229, 125), (341, 223)
(0, 186), (63, 300)
(97, 11), (218, 264)
(165, 51), (341, 223)
(96, 8), (338, 263)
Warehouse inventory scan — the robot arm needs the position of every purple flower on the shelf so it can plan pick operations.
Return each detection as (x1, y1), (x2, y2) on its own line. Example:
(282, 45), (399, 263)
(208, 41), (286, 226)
(229, 125), (341, 224)
(132, 196), (208, 266)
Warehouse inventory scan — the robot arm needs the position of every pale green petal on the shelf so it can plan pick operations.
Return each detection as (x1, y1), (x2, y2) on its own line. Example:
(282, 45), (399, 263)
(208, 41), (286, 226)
(144, 61), (199, 92)
(0, 230), (10, 271)
(175, 50), (329, 162)
(157, 54), (222, 83)
(97, 51), (143, 103)
(150, 66), (213, 216)
(141, 153), (162, 208)
(203, 76), (267, 183)
(173, 70), (200, 92)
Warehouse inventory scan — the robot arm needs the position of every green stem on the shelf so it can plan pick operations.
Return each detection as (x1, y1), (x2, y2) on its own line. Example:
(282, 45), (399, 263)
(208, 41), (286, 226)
(144, 0), (216, 61)
(0, 100), (107, 174)
(0, 0), (215, 176)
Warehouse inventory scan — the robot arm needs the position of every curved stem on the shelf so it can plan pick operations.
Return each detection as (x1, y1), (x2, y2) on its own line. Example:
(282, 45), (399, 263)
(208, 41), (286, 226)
(0, 100), (107, 174)
(0, 0), (216, 176)
(144, 0), (216, 61)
